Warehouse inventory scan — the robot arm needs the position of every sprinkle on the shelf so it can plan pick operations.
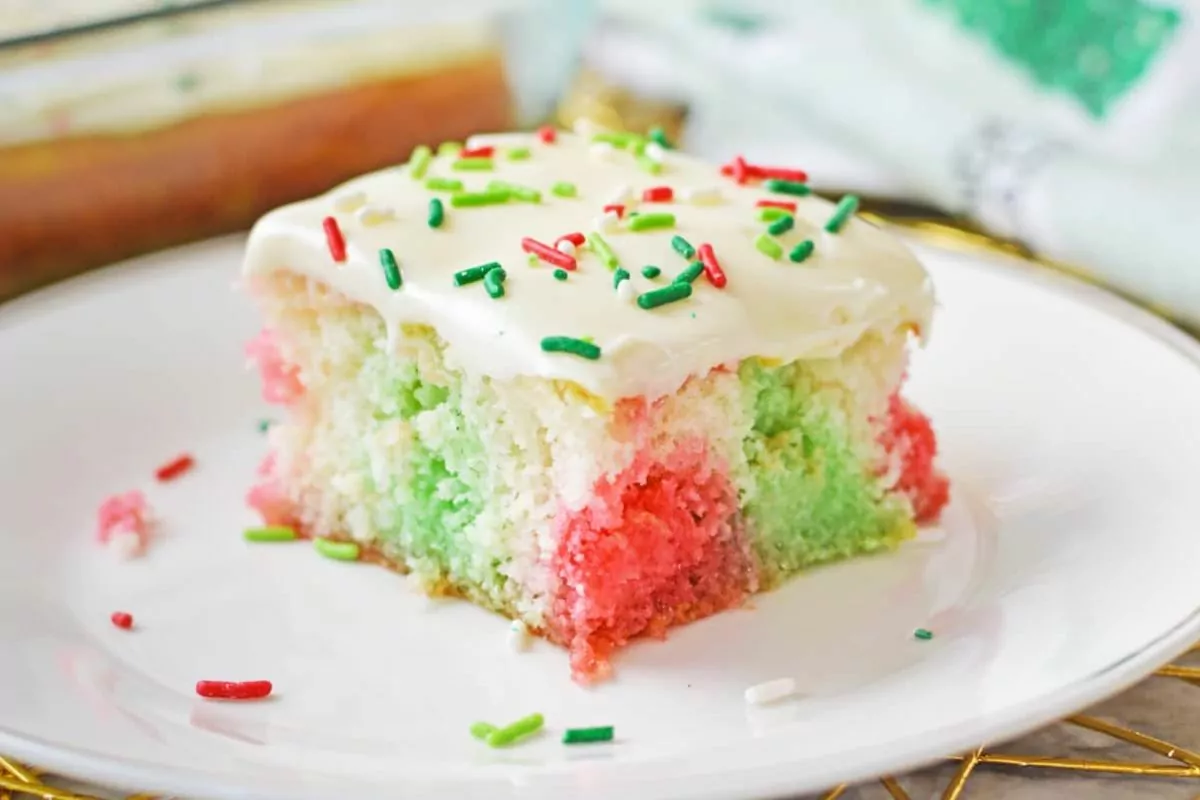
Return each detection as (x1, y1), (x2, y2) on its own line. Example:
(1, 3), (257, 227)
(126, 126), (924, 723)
(556, 232), (587, 247)
(648, 125), (672, 149)
(744, 677), (796, 705)
(722, 158), (808, 184)
(484, 266), (507, 299)
(332, 191), (366, 212)
(641, 265), (662, 279)
(681, 186), (722, 205)
(587, 231), (620, 269)
(606, 185), (632, 205)
(486, 180), (540, 203)
(195, 680), (273, 701)
(670, 235), (696, 260)
(437, 141), (462, 156)
(110, 611), (134, 630)
(551, 181), (577, 198)
(537, 125), (557, 144)
(756, 199), (797, 212)
(914, 627), (934, 640)
(379, 248), (402, 289)
(425, 177), (464, 192)
(593, 211), (620, 233)
(755, 232), (783, 260)
(541, 336), (601, 360)
(675, 261), (704, 284)
(408, 145), (432, 180)
(471, 722), (497, 741)
(824, 194), (860, 233)
(628, 212), (675, 232)
(459, 145), (495, 158)
(637, 282), (692, 309)
(450, 189), (509, 207)
(725, 155), (749, 184)
(356, 205), (394, 226)
(757, 207), (792, 223)
(427, 197), (445, 228)
(322, 216), (346, 262)
(697, 243), (727, 288)
(108, 531), (143, 560)
(553, 268), (569, 281)
(563, 726), (614, 745)
(506, 147), (531, 161)
(589, 141), (617, 161)
(765, 179), (811, 196)
(486, 713), (545, 747)
(452, 157), (494, 172)
(508, 620), (531, 652)
(616, 279), (637, 304)
(243, 525), (297, 543)
(454, 261), (501, 286)
(613, 267), (631, 289)
(636, 154), (663, 174)
(257, 419), (272, 434)
(155, 454), (194, 482)
(522, 237), (576, 270)
(642, 186), (674, 202)
(789, 239), (815, 263)
(591, 131), (640, 149)
(644, 142), (666, 163)
(314, 537), (361, 561)
(556, 240), (576, 256)
(767, 215), (795, 236)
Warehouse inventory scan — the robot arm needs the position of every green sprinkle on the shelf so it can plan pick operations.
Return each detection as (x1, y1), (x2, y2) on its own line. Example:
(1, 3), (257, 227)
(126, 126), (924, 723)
(550, 181), (577, 198)
(755, 233), (783, 260)
(487, 180), (541, 203)
(675, 261), (704, 284)
(636, 154), (663, 175)
(563, 726), (614, 745)
(637, 282), (692, 309)
(767, 215), (795, 236)
(379, 248), (401, 290)
(437, 141), (462, 156)
(484, 266), (507, 299)
(506, 147), (531, 161)
(765, 178), (811, 196)
(427, 197), (444, 228)
(914, 628), (934, 641)
(588, 232), (620, 270)
(450, 189), (509, 207)
(243, 525), (297, 543)
(824, 194), (860, 233)
(757, 207), (792, 222)
(314, 538), (360, 561)
(408, 144), (432, 180)
(613, 267), (630, 289)
(454, 261), (500, 286)
(452, 157), (494, 172)
(256, 418), (272, 434)
(648, 125), (672, 149)
(470, 722), (497, 741)
(789, 239), (815, 264)
(424, 177), (463, 192)
(541, 336), (601, 360)
(485, 713), (544, 748)
(641, 265), (662, 279)
(670, 235), (696, 260)
(591, 131), (640, 149)
(553, 268), (569, 281)
(628, 212), (675, 232)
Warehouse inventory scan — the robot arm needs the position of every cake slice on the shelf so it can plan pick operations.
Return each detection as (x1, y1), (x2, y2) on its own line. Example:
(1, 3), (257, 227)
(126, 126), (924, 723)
(242, 128), (948, 681)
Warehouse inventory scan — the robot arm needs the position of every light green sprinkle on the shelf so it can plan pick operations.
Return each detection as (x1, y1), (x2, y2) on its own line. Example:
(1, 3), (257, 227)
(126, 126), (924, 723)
(628, 213), (675, 232)
(453, 261), (500, 286)
(670, 235), (696, 259)
(408, 145), (432, 180)
(767, 215), (795, 236)
(789, 239), (815, 264)
(437, 141), (462, 156)
(588, 231), (620, 270)
(256, 418), (272, 434)
(613, 267), (630, 289)
(424, 177), (463, 192)
(452, 157), (494, 172)
(487, 180), (541, 203)
(553, 268), (569, 281)
(427, 197), (444, 228)
(541, 336), (601, 360)
(243, 525), (297, 543)
(471, 722), (497, 741)
(824, 194), (860, 233)
(550, 181), (577, 198)
(450, 189), (509, 207)
(379, 248), (401, 290)
(765, 178), (811, 196)
(637, 282), (692, 309)
(755, 232), (783, 260)
(314, 538), (360, 561)
(636, 154), (663, 175)
(506, 147), (531, 161)
(641, 265), (662, 279)
(485, 713), (545, 748)
(914, 628), (934, 641)
(675, 261), (704, 284)
(591, 131), (641, 149)
(648, 125), (672, 149)
(484, 266), (507, 299)
(757, 207), (792, 222)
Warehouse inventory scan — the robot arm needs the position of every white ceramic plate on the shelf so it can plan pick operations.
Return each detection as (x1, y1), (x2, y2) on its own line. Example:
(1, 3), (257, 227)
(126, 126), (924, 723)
(3, 233), (1200, 800)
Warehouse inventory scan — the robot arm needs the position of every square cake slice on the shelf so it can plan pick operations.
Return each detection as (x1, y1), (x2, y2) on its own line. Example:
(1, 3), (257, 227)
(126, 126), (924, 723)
(242, 129), (949, 681)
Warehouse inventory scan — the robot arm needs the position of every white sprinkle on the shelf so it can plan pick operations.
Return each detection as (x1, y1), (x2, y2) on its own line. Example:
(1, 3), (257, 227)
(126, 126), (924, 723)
(592, 210), (620, 233)
(356, 205), (395, 226)
(606, 184), (632, 205)
(508, 620), (532, 652)
(556, 239), (577, 256)
(333, 191), (366, 212)
(108, 530), (144, 560)
(590, 141), (616, 161)
(681, 187), (722, 205)
(744, 678), (796, 706)
(644, 142), (666, 162)
(616, 279), (637, 304)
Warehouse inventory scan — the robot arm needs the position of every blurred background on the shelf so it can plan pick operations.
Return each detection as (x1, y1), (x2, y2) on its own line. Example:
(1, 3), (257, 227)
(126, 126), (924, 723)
(1, 0), (1198, 324)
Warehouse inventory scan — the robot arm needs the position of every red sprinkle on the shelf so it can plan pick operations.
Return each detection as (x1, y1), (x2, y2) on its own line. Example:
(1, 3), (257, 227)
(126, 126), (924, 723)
(697, 243), (727, 289)
(602, 203), (626, 219)
(522, 236), (576, 270)
(459, 145), (495, 158)
(110, 612), (134, 630)
(196, 680), (273, 701)
(155, 454), (194, 482)
(555, 232), (586, 247)
(322, 216), (346, 263)
(537, 125), (557, 144)
(721, 158), (807, 184)
(756, 199), (798, 212)
(642, 186), (674, 202)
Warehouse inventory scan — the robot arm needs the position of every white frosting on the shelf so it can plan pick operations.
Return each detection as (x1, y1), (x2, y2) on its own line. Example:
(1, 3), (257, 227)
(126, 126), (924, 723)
(244, 131), (935, 402)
